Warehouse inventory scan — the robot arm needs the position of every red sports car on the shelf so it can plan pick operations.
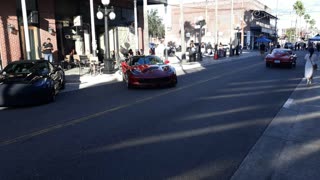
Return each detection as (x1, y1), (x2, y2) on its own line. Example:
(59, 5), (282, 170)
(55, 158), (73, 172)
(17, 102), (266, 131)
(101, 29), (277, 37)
(121, 55), (178, 88)
(265, 48), (297, 68)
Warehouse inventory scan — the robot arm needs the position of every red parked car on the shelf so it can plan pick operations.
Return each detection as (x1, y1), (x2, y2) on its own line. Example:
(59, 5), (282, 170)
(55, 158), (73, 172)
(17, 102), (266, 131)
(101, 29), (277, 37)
(121, 55), (178, 88)
(265, 48), (297, 68)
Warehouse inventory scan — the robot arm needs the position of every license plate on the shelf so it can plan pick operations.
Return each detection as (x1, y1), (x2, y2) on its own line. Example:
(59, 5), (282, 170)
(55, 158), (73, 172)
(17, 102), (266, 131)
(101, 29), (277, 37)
(274, 60), (280, 63)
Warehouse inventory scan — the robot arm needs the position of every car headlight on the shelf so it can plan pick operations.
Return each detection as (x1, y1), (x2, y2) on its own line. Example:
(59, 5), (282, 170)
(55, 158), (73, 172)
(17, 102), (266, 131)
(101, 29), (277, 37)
(33, 78), (50, 87)
(131, 69), (141, 75)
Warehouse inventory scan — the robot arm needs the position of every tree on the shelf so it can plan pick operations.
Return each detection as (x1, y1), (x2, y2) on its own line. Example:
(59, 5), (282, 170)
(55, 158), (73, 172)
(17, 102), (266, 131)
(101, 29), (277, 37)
(286, 28), (296, 42)
(293, 0), (305, 40)
(309, 19), (316, 29)
(148, 9), (165, 39)
(304, 14), (310, 30)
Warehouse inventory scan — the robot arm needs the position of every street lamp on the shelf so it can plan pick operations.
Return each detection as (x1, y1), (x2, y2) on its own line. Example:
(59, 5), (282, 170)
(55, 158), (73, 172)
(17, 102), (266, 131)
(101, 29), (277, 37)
(97, 0), (116, 74)
(196, 16), (206, 61)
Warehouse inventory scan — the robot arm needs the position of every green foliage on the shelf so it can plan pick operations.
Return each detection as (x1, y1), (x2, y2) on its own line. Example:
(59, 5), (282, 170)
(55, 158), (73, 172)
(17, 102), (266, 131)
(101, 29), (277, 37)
(309, 19), (316, 29)
(293, 0), (305, 17)
(148, 9), (165, 38)
(286, 28), (296, 42)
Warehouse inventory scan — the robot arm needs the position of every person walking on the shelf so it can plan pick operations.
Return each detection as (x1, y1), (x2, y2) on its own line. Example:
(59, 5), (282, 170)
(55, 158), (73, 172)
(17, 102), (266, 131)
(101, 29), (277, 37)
(304, 47), (317, 85)
(156, 39), (165, 60)
(259, 43), (266, 56)
(42, 38), (53, 62)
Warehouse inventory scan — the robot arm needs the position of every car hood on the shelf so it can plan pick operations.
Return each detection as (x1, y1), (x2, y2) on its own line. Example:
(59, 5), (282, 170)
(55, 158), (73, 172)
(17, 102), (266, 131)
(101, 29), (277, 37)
(0, 73), (40, 84)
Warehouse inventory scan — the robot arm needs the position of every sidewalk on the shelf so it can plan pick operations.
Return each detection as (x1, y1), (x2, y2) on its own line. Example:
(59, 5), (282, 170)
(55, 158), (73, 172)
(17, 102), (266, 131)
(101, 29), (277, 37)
(231, 70), (320, 180)
(63, 50), (258, 92)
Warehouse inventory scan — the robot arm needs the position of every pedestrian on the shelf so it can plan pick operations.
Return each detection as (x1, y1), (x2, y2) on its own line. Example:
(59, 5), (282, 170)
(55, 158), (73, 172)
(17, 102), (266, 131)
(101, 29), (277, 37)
(304, 47), (317, 85)
(259, 43), (266, 56)
(156, 39), (165, 60)
(42, 38), (53, 62)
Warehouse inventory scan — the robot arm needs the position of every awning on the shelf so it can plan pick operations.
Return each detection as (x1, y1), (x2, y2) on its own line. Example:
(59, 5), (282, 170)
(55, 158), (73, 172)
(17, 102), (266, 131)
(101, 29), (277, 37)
(137, 0), (167, 5)
(250, 10), (278, 19)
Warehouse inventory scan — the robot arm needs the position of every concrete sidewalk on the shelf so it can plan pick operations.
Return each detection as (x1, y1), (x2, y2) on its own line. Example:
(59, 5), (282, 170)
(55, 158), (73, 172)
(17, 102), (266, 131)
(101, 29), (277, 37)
(231, 70), (320, 180)
(63, 50), (258, 92)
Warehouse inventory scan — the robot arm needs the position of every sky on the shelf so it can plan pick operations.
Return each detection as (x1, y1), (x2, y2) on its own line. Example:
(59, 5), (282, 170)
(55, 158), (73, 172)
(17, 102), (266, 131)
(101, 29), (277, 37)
(149, 0), (320, 31)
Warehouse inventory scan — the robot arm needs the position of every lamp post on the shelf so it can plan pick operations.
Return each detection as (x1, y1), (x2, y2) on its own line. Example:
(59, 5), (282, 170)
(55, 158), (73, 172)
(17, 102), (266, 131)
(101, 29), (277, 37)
(97, 0), (116, 74)
(196, 16), (206, 61)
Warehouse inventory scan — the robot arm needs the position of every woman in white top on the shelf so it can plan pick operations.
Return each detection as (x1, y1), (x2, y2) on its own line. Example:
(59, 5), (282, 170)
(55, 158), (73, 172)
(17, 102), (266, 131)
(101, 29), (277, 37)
(304, 47), (317, 85)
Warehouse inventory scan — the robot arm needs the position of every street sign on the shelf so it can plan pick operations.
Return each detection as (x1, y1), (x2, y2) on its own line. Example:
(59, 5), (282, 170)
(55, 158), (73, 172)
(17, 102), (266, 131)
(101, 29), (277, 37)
(73, 16), (82, 27)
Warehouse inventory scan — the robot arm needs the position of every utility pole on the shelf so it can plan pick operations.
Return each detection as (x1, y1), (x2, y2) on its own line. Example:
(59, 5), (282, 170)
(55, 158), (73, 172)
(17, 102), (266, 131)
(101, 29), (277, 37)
(215, 0), (218, 45)
(143, 0), (149, 55)
(180, 0), (186, 62)
(21, 0), (31, 60)
(90, 0), (97, 57)
(230, 0), (234, 55)
(134, 0), (139, 53)
(205, 0), (208, 34)
(164, 4), (168, 60)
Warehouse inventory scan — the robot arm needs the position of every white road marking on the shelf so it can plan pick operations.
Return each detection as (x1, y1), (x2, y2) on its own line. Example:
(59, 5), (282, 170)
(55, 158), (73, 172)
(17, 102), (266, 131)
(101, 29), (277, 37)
(283, 98), (294, 109)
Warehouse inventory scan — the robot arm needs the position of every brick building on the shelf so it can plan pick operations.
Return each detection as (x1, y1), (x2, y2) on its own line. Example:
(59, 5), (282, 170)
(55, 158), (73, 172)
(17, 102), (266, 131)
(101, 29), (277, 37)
(0, 0), (167, 69)
(167, 0), (277, 50)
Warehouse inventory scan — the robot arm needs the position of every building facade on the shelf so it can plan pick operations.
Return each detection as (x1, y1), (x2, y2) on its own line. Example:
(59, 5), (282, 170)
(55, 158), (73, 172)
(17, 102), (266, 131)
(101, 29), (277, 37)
(0, 0), (167, 69)
(167, 0), (277, 50)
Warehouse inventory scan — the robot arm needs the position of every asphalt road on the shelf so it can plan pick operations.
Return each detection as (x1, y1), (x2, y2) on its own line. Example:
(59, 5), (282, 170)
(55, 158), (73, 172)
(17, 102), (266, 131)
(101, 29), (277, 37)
(0, 51), (306, 180)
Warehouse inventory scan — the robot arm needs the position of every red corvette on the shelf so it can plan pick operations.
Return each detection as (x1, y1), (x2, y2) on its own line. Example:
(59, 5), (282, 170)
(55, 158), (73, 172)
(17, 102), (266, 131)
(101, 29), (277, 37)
(265, 48), (297, 68)
(121, 55), (178, 88)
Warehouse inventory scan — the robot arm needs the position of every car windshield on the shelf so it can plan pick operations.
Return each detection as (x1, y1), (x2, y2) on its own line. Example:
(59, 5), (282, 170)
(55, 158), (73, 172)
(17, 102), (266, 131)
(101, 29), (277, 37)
(272, 49), (290, 55)
(3, 62), (49, 75)
(131, 56), (164, 66)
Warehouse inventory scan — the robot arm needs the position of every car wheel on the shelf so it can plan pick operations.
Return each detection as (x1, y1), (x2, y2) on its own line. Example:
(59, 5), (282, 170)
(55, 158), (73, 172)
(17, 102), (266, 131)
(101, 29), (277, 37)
(266, 63), (270, 68)
(126, 80), (132, 89)
(169, 77), (178, 87)
(47, 88), (56, 103)
(124, 74), (132, 89)
(60, 78), (66, 90)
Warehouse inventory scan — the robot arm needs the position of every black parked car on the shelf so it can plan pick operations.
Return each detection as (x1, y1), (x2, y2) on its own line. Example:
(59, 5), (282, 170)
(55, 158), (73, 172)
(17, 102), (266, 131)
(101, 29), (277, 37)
(0, 60), (65, 106)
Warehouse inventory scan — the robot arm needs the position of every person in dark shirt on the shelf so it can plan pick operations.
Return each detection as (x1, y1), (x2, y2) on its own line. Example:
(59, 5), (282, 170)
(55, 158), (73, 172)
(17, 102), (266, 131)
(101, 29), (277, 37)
(42, 38), (53, 62)
(259, 43), (266, 56)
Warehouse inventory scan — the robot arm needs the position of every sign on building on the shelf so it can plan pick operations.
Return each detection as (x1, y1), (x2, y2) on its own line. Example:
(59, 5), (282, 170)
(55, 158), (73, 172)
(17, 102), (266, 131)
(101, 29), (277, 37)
(73, 16), (82, 27)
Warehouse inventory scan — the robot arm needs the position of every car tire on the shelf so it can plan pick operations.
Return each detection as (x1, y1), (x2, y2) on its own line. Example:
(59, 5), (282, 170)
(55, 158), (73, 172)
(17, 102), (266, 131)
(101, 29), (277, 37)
(124, 74), (132, 89)
(60, 78), (66, 90)
(266, 63), (270, 68)
(47, 88), (56, 103)
(169, 77), (178, 87)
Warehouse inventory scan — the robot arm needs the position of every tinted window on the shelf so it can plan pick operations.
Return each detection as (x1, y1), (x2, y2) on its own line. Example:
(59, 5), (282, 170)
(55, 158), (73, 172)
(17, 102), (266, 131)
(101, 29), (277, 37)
(131, 56), (163, 65)
(3, 61), (49, 74)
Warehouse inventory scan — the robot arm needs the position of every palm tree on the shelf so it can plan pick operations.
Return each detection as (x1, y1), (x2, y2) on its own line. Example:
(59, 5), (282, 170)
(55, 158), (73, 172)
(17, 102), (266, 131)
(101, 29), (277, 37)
(148, 9), (165, 39)
(304, 14), (310, 30)
(309, 19), (316, 29)
(293, 0), (305, 40)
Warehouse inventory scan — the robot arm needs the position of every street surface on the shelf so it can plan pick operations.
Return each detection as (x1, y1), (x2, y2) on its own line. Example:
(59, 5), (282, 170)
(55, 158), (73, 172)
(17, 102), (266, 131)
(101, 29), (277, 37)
(0, 52), (306, 179)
